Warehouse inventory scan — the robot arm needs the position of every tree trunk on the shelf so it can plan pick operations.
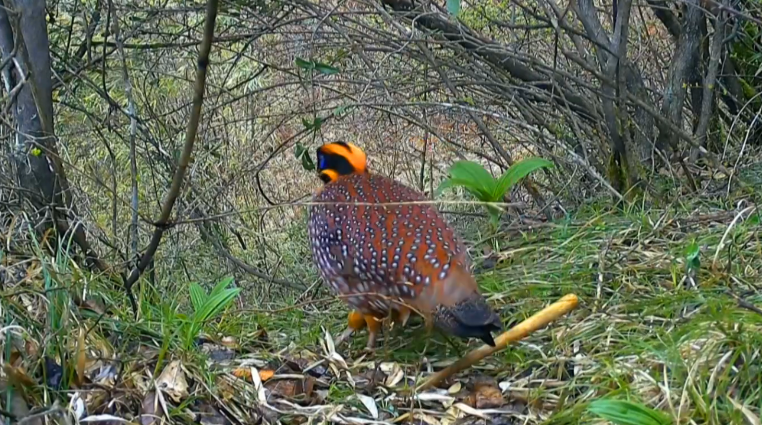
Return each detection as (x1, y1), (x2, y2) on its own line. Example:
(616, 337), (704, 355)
(0, 0), (61, 220)
(0, 0), (112, 274)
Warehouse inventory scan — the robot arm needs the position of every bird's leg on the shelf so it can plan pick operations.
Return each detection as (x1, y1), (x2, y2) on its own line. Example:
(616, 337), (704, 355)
(335, 310), (366, 346)
(363, 314), (383, 351)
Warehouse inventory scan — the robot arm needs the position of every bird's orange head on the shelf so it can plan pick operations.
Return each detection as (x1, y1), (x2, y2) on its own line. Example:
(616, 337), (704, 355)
(316, 142), (367, 184)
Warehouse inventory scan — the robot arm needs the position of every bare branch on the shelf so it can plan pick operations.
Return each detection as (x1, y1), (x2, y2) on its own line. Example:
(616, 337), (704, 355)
(122, 0), (220, 314)
(108, 0), (140, 263)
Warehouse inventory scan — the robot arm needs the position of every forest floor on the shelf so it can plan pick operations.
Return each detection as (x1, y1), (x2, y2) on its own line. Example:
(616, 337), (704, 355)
(2, 197), (761, 425)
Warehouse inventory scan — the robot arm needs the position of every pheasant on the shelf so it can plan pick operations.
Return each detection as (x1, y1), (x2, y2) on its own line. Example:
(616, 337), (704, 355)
(308, 142), (502, 350)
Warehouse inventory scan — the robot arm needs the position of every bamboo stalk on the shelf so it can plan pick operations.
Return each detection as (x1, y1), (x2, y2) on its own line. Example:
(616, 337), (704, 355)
(417, 294), (579, 391)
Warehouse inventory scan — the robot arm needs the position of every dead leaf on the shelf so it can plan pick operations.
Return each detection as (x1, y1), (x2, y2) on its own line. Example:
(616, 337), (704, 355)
(221, 336), (239, 349)
(356, 394), (379, 419)
(447, 382), (462, 394)
(156, 360), (189, 403)
(76, 327), (87, 387)
(250, 367), (267, 404)
(79, 414), (131, 423)
(413, 392), (455, 405)
(454, 403), (489, 419)
(215, 376), (238, 401)
(259, 369), (275, 382)
(69, 391), (87, 420)
(440, 405), (465, 425)
(379, 362), (404, 387)
(414, 412), (441, 425)
(140, 391), (160, 425)
(232, 368), (252, 380)
(465, 382), (504, 409)
(3, 363), (37, 388)
(265, 376), (316, 405)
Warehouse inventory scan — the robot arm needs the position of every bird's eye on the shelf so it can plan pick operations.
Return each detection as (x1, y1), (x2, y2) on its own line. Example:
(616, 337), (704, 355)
(318, 153), (327, 170)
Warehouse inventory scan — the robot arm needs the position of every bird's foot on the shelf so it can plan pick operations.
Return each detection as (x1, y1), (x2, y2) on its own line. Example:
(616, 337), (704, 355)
(335, 310), (384, 352)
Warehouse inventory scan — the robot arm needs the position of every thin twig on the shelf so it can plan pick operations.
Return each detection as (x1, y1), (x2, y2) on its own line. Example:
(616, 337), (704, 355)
(122, 0), (220, 315)
(109, 0), (140, 264)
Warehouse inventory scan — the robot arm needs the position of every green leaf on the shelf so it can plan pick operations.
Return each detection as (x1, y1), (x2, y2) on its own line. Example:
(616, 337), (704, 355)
(333, 104), (351, 116)
(295, 57), (339, 75)
(435, 177), (472, 197)
(302, 117), (325, 131)
(208, 276), (235, 300)
(492, 157), (553, 200)
(437, 176), (493, 203)
(294, 57), (314, 70)
(30, 147), (42, 156)
(314, 61), (340, 75)
(195, 285), (241, 323)
(685, 241), (700, 272)
(447, 0), (460, 16)
(445, 160), (498, 201)
(295, 142), (316, 171)
(588, 399), (673, 425)
(189, 282), (206, 314)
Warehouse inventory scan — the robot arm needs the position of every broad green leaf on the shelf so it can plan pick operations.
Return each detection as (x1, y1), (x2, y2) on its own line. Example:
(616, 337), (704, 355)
(189, 282), (206, 314)
(446, 160), (497, 201)
(294, 57), (314, 70)
(196, 289), (241, 324)
(447, 0), (460, 16)
(195, 278), (241, 323)
(314, 61), (340, 75)
(208, 276), (236, 299)
(588, 399), (672, 425)
(437, 177), (493, 202)
(492, 157), (553, 200)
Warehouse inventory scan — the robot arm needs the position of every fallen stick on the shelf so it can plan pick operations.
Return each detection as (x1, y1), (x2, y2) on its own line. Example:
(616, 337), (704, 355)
(417, 293), (580, 391)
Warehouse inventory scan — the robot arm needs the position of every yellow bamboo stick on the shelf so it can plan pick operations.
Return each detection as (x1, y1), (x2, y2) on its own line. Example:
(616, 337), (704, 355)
(417, 293), (580, 391)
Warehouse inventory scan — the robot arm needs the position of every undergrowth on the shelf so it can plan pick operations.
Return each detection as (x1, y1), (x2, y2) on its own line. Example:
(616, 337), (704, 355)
(1, 196), (761, 424)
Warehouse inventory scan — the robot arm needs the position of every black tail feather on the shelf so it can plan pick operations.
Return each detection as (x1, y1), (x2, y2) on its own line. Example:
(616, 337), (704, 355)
(433, 293), (502, 346)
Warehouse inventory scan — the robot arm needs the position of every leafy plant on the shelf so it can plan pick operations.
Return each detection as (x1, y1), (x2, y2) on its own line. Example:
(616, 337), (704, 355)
(587, 399), (673, 425)
(181, 276), (241, 349)
(294, 57), (340, 75)
(436, 157), (553, 226)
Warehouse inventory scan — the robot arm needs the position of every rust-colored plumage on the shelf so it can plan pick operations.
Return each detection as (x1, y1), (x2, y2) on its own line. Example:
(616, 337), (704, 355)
(308, 142), (502, 349)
